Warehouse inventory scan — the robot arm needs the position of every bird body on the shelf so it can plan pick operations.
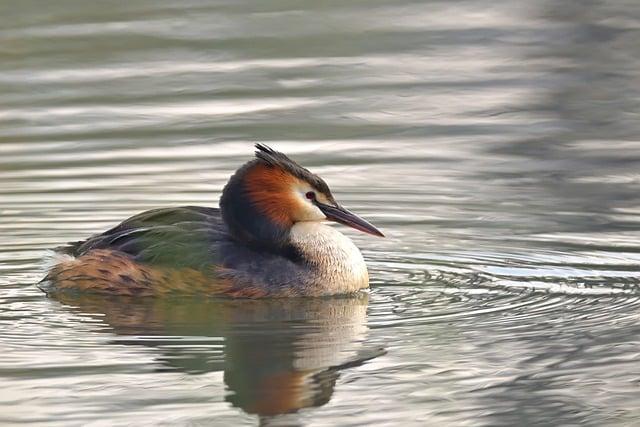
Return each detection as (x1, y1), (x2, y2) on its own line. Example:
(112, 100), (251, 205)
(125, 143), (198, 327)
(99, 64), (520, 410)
(40, 145), (383, 298)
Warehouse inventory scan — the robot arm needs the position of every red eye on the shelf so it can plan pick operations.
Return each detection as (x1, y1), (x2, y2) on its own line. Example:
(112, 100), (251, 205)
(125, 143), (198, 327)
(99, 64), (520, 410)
(305, 191), (316, 200)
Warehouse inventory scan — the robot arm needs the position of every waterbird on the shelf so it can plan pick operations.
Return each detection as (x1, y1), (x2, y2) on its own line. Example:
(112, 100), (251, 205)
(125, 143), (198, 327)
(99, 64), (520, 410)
(40, 144), (384, 298)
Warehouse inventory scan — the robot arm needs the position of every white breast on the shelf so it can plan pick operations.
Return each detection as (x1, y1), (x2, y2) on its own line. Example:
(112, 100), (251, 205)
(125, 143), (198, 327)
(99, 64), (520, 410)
(290, 222), (369, 295)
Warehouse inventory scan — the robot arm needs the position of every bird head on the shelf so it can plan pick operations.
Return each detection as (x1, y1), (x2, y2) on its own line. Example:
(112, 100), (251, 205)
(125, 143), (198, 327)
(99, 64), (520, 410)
(220, 144), (383, 249)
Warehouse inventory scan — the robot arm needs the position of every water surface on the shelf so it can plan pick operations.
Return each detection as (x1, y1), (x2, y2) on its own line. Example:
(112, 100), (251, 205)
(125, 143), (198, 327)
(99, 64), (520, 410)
(2, 0), (640, 425)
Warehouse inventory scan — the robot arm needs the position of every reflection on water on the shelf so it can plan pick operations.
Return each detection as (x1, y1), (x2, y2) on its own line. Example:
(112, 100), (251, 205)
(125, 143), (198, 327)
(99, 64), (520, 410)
(2, 0), (640, 425)
(53, 293), (378, 424)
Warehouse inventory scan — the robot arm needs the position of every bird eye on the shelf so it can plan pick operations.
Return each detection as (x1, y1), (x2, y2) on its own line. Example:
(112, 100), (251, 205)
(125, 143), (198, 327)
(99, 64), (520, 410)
(305, 191), (316, 200)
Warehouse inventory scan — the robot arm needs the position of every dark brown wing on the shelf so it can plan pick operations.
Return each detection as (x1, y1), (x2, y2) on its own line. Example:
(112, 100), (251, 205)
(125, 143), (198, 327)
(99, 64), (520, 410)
(59, 206), (228, 271)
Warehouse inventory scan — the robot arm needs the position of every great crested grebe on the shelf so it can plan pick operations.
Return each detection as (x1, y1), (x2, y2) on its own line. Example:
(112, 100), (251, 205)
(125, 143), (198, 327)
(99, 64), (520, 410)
(40, 144), (383, 298)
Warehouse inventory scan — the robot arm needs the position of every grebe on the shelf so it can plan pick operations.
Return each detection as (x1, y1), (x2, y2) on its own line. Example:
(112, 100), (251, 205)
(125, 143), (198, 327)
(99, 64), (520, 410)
(40, 144), (383, 298)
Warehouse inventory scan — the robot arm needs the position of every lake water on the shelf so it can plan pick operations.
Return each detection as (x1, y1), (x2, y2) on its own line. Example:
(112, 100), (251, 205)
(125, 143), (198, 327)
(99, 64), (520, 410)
(2, 1), (640, 425)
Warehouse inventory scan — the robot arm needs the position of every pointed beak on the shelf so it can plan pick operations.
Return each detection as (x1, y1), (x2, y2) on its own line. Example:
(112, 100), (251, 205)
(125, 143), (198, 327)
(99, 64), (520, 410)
(316, 202), (384, 237)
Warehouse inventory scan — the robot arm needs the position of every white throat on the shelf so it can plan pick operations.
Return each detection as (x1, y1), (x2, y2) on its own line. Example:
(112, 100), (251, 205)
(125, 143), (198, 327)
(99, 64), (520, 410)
(289, 222), (369, 295)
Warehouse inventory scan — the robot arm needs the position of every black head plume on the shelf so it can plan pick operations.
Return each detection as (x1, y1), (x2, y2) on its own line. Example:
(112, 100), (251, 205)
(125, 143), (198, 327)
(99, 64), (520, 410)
(254, 144), (333, 197)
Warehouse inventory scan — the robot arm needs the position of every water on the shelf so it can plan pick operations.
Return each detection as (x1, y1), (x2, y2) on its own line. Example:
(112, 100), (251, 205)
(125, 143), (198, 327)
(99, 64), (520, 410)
(2, 0), (640, 425)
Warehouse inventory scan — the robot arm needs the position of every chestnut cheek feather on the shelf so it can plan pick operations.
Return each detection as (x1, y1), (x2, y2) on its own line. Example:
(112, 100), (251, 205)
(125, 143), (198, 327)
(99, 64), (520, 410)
(244, 165), (298, 226)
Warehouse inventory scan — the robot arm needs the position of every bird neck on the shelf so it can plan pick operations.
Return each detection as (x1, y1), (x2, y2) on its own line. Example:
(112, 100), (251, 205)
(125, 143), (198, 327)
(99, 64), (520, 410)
(289, 222), (369, 293)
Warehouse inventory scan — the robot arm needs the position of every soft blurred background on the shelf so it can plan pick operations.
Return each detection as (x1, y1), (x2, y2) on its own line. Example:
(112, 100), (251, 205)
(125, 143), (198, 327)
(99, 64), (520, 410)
(2, 0), (640, 425)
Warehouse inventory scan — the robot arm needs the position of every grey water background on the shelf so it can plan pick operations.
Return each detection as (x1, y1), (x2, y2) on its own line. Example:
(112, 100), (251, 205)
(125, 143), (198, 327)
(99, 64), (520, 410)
(2, 0), (640, 425)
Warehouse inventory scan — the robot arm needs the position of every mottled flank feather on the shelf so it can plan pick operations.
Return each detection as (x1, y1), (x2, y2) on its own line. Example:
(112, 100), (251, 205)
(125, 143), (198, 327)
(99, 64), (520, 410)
(43, 249), (219, 296)
(42, 248), (288, 297)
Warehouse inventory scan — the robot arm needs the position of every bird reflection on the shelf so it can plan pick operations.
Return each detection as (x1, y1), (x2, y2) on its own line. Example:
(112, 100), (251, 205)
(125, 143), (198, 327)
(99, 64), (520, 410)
(51, 292), (382, 422)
